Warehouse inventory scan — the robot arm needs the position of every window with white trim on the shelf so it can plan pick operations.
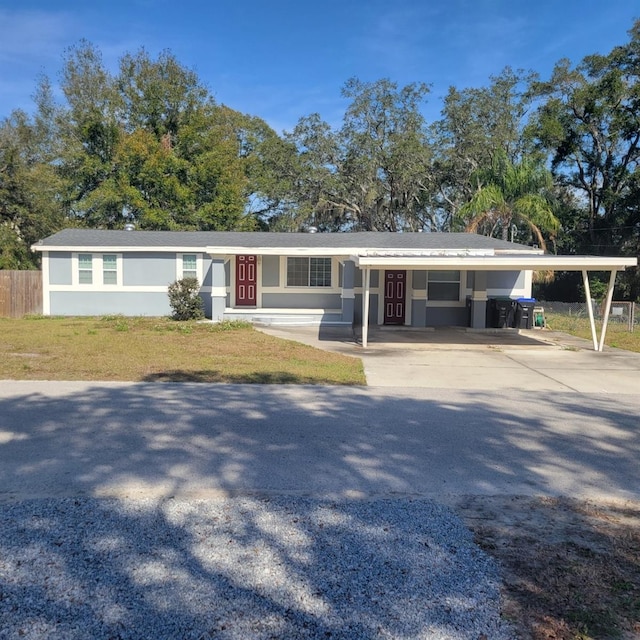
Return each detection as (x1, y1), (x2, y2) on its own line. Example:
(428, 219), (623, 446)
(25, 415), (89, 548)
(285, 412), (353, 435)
(286, 257), (332, 287)
(102, 254), (117, 285)
(427, 270), (461, 301)
(75, 253), (121, 286)
(181, 254), (198, 279)
(78, 254), (93, 284)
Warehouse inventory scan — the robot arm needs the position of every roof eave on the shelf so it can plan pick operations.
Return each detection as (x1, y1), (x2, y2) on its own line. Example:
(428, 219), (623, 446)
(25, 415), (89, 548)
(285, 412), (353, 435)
(32, 244), (210, 253)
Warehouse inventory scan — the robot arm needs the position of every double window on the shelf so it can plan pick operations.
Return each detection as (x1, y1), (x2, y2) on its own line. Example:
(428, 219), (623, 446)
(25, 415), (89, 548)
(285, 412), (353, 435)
(286, 257), (332, 287)
(427, 270), (461, 301)
(76, 254), (120, 286)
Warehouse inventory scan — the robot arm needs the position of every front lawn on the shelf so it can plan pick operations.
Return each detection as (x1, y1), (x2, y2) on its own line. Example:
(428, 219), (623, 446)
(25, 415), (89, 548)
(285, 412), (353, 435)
(544, 312), (640, 352)
(0, 316), (365, 385)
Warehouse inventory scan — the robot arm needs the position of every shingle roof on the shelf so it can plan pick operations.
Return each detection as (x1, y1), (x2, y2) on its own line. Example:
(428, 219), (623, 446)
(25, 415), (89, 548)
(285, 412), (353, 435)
(34, 228), (537, 252)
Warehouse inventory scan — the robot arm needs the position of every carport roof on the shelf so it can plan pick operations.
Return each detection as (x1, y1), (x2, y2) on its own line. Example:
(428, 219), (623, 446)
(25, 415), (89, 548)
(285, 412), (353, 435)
(351, 253), (637, 271)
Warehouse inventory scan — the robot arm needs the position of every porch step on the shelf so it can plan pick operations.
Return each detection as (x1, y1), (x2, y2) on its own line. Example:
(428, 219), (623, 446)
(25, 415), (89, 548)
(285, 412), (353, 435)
(252, 315), (351, 327)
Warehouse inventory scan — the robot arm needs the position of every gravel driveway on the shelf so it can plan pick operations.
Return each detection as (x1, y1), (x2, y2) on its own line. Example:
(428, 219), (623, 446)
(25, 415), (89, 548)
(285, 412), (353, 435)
(0, 496), (512, 640)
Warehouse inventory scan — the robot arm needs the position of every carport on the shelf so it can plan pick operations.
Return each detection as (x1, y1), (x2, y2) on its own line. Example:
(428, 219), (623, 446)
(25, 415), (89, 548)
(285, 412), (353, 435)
(352, 252), (638, 351)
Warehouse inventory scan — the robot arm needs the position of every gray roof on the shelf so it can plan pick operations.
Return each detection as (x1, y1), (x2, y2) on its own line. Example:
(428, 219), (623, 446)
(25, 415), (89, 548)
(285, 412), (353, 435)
(35, 228), (536, 252)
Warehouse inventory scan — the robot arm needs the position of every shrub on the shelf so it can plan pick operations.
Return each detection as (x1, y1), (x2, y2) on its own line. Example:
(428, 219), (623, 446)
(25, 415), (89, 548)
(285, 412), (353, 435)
(167, 277), (204, 321)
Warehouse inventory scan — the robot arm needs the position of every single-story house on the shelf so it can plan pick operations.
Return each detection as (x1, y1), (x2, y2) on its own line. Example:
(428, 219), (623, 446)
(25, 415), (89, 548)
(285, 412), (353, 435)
(32, 228), (637, 350)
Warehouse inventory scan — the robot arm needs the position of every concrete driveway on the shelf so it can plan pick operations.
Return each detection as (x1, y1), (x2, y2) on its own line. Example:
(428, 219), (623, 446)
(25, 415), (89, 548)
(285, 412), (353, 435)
(258, 325), (640, 393)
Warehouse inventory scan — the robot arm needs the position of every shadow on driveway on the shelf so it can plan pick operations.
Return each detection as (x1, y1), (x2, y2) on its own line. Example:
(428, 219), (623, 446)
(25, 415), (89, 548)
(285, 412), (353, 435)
(1, 382), (639, 638)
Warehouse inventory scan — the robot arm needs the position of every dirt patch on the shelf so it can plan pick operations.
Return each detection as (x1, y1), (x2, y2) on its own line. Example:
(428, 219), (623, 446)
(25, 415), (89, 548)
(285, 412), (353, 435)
(454, 496), (640, 640)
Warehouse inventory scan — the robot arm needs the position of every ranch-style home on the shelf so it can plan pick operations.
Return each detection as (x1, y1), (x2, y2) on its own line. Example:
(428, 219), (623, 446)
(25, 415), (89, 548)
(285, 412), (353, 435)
(32, 228), (636, 349)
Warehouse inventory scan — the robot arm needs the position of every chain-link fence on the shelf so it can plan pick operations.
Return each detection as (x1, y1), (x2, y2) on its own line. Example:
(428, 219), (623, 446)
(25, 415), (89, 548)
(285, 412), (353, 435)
(539, 300), (639, 331)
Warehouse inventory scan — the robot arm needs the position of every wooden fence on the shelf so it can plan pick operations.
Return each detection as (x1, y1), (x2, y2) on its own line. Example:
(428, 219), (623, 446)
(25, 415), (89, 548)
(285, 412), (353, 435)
(0, 270), (42, 317)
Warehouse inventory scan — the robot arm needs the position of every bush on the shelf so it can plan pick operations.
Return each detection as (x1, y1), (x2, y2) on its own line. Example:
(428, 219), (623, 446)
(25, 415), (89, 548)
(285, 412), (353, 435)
(167, 278), (204, 321)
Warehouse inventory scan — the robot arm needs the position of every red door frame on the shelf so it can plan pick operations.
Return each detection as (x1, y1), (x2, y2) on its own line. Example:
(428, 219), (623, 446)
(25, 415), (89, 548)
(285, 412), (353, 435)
(384, 270), (406, 325)
(235, 255), (257, 306)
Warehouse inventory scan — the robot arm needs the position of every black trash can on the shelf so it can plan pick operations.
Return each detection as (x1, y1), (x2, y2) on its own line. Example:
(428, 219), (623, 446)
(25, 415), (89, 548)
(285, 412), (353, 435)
(489, 297), (515, 328)
(515, 298), (536, 329)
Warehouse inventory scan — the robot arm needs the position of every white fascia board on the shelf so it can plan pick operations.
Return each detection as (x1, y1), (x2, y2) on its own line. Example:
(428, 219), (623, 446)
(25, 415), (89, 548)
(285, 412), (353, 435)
(362, 249), (496, 257)
(206, 246), (354, 256)
(494, 248), (545, 255)
(351, 255), (638, 271)
(31, 245), (209, 253)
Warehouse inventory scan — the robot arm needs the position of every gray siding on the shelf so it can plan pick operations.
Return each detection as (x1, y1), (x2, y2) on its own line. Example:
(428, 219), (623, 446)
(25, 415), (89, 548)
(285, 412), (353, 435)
(202, 293), (214, 319)
(50, 291), (171, 316)
(202, 260), (213, 287)
(411, 301), (426, 327)
(261, 293), (341, 309)
(123, 252), (176, 285)
(49, 253), (72, 285)
(354, 269), (380, 288)
(487, 270), (524, 291)
(262, 256), (280, 287)
(354, 294), (379, 324)
(426, 306), (469, 327)
(412, 270), (427, 290)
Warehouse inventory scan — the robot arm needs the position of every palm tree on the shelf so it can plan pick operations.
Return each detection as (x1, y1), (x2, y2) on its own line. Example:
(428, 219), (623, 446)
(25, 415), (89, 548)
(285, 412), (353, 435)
(460, 154), (560, 250)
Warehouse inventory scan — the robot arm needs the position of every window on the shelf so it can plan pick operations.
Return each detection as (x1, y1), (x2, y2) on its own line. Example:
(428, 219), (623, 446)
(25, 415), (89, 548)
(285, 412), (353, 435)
(75, 253), (121, 286)
(103, 254), (117, 285)
(78, 254), (93, 284)
(286, 257), (332, 287)
(427, 270), (460, 301)
(182, 254), (197, 279)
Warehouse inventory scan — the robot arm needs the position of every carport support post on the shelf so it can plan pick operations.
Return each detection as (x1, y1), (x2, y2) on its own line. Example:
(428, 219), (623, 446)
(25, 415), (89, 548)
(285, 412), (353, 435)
(598, 269), (617, 352)
(582, 270), (599, 351)
(362, 267), (371, 348)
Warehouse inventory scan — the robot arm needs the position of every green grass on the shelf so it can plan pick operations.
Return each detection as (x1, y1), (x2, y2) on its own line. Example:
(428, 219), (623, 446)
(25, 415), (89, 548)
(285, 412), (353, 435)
(0, 316), (366, 385)
(545, 312), (640, 353)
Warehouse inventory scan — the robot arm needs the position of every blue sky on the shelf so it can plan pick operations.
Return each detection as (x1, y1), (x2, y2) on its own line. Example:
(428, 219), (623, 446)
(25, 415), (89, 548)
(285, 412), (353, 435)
(0, 0), (638, 133)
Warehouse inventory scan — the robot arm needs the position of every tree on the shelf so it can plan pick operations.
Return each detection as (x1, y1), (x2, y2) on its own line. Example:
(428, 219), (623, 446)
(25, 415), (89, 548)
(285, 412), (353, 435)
(117, 48), (209, 145)
(527, 21), (640, 299)
(529, 21), (640, 254)
(284, 78), (434, 231)
(460, 153), (559, 249)
(53, 44), (260, 231)
(0, 109), (66, 268)
(54, 41), (126, 226)
(431, 67), (538, 231)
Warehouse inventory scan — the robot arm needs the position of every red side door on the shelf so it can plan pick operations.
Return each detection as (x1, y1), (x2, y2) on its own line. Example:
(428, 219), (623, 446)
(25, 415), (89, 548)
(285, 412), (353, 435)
(384, 270), (406, 325)
(235, 255), (257, 306)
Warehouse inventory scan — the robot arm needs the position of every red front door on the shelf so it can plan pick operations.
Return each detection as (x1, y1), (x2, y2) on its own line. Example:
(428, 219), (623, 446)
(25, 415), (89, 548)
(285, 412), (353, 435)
(236, 255), (257, 306)
(384, 270), (406, 325)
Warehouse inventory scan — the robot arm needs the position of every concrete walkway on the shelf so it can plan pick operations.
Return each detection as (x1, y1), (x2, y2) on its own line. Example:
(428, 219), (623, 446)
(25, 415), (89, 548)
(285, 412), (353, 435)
(257, 325), (640, 393)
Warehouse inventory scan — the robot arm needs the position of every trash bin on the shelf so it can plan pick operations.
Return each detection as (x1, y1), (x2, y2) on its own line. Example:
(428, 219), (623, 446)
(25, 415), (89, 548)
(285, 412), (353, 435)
(515, 298), (536, 329)
(489, 297), (515, 328)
